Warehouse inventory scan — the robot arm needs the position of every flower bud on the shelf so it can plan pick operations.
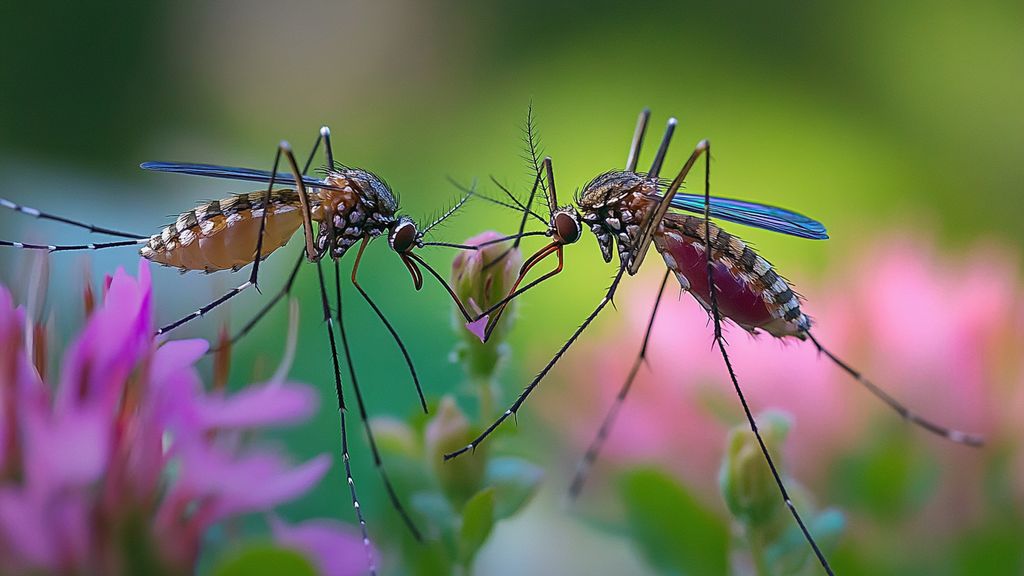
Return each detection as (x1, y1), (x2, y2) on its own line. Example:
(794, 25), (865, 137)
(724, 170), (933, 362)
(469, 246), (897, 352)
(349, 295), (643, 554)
(450, 231), (523, 378)
(368, 416), (418, 460)
(451, 231), (522, 342)
(718, 410), (792, 535)
(424, 396), (485, 507)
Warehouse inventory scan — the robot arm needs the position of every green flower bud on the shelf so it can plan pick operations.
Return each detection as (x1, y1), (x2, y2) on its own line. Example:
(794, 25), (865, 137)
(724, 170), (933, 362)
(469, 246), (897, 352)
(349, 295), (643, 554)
(718, 411), (792, 536)
(425, 396), (486, 508)
(367, 416), (418, 460)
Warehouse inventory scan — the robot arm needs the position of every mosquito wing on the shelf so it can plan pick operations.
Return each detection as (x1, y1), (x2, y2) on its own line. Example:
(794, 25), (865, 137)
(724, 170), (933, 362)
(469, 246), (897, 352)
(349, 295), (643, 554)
(140, 162), (346, 191)
(667, 193), (828, 240)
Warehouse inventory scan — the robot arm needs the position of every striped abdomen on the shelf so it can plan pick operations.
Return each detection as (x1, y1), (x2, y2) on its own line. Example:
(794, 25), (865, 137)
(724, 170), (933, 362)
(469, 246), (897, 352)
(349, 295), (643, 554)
(141, 189), (305, 272)
(653, 213), (809, 338)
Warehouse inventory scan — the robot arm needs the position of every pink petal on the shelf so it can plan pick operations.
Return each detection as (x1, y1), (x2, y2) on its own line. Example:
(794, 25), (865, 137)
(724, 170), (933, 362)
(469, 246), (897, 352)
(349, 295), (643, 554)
(23, 402), (111, 496)
(270, 515), (376, 576)
(465, 316), (490, 343)
(175, 440), (331, 523)
(151, 339), (208, 384)
(51, 495), (92, 569)
(147, 339), (208, 432)
(0, 488), (57, 570)
(56, 265), (153, 414)
(195, 382), (318, 430)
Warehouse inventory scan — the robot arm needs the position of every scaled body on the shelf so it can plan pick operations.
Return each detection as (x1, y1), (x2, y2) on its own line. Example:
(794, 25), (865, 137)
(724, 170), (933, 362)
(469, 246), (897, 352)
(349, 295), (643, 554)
(141, 168), (398, 272)
(579, 170), (808, 338)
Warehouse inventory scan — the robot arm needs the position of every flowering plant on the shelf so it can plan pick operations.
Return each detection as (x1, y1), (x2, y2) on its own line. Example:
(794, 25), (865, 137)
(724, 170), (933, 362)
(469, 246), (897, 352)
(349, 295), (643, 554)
(0, 261), (369, 576)
(367, 231), (542, 575)
(547, 234), (1018, 574)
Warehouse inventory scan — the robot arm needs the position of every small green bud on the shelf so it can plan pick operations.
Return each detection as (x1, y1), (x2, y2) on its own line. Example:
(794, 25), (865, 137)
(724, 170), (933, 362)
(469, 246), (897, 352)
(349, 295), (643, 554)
(719, 411), (792, 534)
(368, 416), (418, 460)
(425, 396), (486, 508)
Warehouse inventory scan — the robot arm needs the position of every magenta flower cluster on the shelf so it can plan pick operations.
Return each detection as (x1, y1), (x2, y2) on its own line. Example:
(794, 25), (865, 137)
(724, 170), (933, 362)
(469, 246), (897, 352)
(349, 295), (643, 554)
(0, 261), (368, 576)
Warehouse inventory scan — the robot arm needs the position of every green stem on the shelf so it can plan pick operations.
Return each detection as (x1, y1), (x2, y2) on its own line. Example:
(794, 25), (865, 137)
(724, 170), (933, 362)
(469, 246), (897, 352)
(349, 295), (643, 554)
(749, 532), (772, 576)
(476, 375), (495, 422)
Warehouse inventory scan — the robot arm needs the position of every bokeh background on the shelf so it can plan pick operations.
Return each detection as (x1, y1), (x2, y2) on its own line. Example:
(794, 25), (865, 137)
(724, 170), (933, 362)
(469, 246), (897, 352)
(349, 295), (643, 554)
(1, 1), (1022, 574)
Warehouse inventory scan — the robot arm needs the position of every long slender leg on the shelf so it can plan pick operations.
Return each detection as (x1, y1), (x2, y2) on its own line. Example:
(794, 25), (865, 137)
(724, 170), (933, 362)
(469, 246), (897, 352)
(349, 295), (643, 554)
(405, 251), (475, 323)
(647, 117), (678, 179)
(204, 248), (306, 355)
(314, 260), (375, 576)
(568, 268), (670, 499)
(511, 166), (545, 252)
(157, 142), (293, 334)
(212, 130), (331, 348)
(157, 136), (320, 336)
(282, 142), (319, 262)
(333, 259), (423, 540)
(472, 244), (564, 322)
(805, 331), (983, 446)
(0, 238), (147, 252)
(699, 144), (834, 575)
(480, 243), (563, 342)
(350, 237), (428, 414)
(629, 139), (710, 275)
(625, 108), (651, 172)
(445, 265), (626, 460)
(319, 126), (335, 171)
(156, 274), (255, 336)
(0, 197), (145, 239)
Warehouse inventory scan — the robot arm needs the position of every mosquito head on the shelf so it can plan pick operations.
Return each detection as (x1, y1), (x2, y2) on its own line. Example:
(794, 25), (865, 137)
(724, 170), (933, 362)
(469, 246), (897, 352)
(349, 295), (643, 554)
(388, 216), (419, 254)
(551, 206), (582, 245)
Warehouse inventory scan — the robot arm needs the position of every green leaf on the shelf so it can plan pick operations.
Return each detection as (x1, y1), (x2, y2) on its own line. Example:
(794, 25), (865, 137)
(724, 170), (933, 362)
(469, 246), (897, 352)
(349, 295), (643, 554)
(619, 467), (729, 576)
(484, 456), (544, 520)
(765, 508), (845, 575)
(212, 544), (318, 576)
(411, 491), (458, 531)
(459, 487), (496, 566)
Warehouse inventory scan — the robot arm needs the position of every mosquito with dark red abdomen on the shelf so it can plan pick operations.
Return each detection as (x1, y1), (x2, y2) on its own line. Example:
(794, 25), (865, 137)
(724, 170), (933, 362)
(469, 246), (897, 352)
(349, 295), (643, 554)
(0, 129), (523, 576)
(445, 109), (985, 575)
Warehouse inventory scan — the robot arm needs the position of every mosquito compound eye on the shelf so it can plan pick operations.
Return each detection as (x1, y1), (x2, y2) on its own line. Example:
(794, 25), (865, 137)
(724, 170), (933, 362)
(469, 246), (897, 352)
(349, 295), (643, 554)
(389, 220), (417, 253)
(554, 211), (581, 244)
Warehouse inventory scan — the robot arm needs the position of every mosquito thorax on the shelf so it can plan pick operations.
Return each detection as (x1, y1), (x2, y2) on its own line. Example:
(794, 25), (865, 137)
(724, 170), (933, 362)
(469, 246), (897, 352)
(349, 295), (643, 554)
(388, 216), (418, 254)
(578, 170), (659, 264)
(551, 207), (582, 245)
(315, 168), (399, 258)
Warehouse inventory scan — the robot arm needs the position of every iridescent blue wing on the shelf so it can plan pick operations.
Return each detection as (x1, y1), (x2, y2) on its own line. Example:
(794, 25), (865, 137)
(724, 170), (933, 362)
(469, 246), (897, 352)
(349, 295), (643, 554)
(140, 162), (346, 191)
(668, 193), (828, 239)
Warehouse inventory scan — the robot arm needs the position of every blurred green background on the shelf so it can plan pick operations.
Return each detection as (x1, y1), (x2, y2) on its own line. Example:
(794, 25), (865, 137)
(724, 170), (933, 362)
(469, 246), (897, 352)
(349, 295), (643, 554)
(1, 1), (1022, 574)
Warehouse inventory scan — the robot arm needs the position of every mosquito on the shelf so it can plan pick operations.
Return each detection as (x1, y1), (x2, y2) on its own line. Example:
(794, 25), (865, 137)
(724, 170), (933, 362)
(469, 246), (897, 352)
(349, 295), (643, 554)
(0, 128), (520, 575)
(445, 109), (985, 575)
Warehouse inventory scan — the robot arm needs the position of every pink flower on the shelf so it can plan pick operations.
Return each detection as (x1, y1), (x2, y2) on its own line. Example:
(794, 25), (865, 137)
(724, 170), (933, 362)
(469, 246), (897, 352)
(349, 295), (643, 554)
(271, 516), (378, 576)
(451, 231), (524, 344)
(547, 233), (1019, 523)
(0, 260), (367, 576)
